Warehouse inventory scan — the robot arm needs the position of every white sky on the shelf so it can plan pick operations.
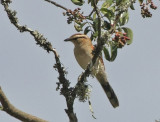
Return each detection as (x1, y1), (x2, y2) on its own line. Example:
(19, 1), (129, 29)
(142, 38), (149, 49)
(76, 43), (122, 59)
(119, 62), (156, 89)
(0, 0), (160, 122)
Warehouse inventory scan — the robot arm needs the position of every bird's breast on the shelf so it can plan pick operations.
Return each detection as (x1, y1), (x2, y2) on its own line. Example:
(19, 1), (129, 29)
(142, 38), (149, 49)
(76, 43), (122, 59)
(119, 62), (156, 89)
(74, 46), (92, 70)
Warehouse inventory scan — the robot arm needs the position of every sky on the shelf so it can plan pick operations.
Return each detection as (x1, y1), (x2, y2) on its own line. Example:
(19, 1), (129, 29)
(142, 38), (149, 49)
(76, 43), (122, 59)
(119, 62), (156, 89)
(0, 0), (160, 122)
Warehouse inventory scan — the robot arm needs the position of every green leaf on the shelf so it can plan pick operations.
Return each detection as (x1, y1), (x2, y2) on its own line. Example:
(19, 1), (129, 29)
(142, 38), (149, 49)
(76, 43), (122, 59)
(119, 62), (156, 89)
(90, 31), (98, 40)
(90, 0), (96, 7)
(74, 24), (83, 32)
(122, 27), (133, 45)
(103, 47), (111, 61)
(116, 0), (122, 5)
(71, 0), (84, 6)
(93, 31), (98, 38)
(104, 42), (118, 62)
(84, 26), (90, 34)
(130, 3), (135, 10)
(100, 8), (112, 15)
(88, 0), (91, 4)
(100, 8), (114, 22)
(90, 33), (94, 41)
(0, 106), (3, 110)
(109, 6), (115, 12)
(103, 20), (111, 30)
(116, 0), (131, 6)
(119, 11), (129, 26)
(74, 21), (87, 32)
(110, 42), (118, 61)
(81, 22), (87, 27)
(92, 18), (98, 31)
(93, 12), (96, 20)
(138, 0), (143, 4)
(101, 0), (113, 9)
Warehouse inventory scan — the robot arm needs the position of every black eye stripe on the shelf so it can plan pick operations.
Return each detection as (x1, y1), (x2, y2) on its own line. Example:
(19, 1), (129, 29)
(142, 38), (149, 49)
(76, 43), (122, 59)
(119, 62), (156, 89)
(71, 37), (78, 40)
(71, 37), (87, 40)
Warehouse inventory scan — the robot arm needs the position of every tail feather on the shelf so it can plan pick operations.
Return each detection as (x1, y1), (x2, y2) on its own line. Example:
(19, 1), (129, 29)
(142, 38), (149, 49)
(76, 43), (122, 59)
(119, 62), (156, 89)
(101, 82), (119, 108)
(95, 71), (119, 108)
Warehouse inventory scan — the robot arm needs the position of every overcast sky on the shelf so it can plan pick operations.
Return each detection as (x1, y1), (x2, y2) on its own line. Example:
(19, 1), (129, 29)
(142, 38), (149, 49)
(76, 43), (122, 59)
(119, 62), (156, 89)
(0, 0), (160, 122)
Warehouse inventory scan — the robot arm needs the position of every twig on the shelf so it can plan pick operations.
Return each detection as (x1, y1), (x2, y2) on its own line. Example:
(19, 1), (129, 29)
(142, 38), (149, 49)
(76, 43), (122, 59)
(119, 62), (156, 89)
(88, 8), (95, 17)
(93, 0), (101, 42)
(52, 49), (78, 122)
(44, 0), (68, 11)
(0, 87), (47, 122)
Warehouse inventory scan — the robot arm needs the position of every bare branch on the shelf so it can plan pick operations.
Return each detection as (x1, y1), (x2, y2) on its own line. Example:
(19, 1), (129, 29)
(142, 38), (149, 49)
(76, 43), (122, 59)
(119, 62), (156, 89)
(1, 0), (77, 121)
(65, 109), (78, 122)
(88, 8), (95, 17)
(44, 0), (68, 11)
(0, 87), (47, 122)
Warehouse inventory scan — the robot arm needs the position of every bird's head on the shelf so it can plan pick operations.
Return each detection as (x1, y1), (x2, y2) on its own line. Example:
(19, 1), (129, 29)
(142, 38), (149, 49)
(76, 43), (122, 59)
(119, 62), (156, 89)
(64, 33), (91, 47)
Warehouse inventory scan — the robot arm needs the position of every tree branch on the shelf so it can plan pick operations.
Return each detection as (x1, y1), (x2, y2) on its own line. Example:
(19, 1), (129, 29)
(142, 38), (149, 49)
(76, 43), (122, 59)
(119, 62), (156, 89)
(1, 0), (77, 121)
(88, 8), (95, 17)
(44, 0), (68, 11)
(93, 0), (101, 42)
(0, 87), (47, 122)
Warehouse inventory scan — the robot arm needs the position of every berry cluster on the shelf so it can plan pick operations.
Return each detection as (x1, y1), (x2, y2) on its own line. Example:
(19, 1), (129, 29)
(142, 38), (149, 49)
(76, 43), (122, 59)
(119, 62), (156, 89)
(149, 1), (157, 10)
(140, 0), (157, 18)
(63, 8), (85, 24)
(112, 32), (130, 48)
(140, 4), (152, 18)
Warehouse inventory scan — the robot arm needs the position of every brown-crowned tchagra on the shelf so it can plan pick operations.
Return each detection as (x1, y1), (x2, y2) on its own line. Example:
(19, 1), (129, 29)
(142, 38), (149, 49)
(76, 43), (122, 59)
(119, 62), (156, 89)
(64, 33), (119, 108)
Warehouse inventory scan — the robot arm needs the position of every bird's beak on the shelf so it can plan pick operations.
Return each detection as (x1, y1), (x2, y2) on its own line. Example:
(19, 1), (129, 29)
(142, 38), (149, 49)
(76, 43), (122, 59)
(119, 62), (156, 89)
(64, 38), (70, 42)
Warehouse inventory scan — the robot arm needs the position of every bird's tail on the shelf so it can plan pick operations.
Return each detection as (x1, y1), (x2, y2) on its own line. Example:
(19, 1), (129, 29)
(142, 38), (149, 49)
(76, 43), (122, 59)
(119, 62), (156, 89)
(96, 72), (119, 108)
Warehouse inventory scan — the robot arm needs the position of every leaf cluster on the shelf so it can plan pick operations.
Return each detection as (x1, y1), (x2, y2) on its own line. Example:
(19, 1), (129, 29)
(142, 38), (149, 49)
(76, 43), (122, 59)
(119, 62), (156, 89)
(68, 0), (135, 62)
(68, 0), (158, 62)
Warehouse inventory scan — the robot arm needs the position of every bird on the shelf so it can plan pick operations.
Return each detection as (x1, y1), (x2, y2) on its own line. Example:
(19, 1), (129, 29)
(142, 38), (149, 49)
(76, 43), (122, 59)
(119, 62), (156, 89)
(64, 33), (119, 108)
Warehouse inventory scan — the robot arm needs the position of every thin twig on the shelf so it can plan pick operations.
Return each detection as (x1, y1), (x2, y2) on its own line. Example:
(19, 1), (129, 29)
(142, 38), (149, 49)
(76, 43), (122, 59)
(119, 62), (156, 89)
(44, 0), (68, 11)
(88, 8), (95, 17)
(93, 0), (101, 42)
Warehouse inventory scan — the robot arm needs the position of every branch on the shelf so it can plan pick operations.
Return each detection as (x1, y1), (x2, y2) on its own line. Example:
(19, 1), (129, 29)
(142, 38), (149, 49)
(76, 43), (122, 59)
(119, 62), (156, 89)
(0, 87), (47, 122)
(88, 8), (95, 17)
(1, 0), (77, 121)
(93, 0), (101, 42)
(52, 49), (78, 122)
(44, 0), (68, 11)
